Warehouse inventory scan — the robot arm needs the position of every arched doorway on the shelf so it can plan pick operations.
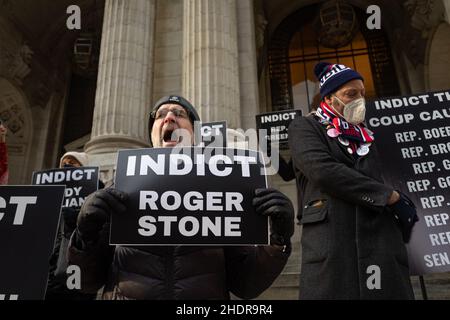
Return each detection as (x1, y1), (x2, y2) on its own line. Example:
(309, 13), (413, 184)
(268, 2), (401, 115)
(0, 78), (32, 184)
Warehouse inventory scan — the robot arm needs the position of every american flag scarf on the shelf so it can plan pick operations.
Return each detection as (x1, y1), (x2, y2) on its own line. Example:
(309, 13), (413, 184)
(315, 101), (374, 155)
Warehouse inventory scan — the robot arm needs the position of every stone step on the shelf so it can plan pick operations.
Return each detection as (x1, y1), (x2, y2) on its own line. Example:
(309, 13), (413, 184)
(256, 272), (299, 300)
(411, 272), (450, 300)
(255, 272), (450, 300)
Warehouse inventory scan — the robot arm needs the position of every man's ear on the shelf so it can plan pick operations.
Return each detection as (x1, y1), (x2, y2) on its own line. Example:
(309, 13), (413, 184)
(324, 95), (332, 106)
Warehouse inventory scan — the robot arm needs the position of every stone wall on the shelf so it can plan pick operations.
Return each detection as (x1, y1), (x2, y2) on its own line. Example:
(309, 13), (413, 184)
(427, 22), (450, 91)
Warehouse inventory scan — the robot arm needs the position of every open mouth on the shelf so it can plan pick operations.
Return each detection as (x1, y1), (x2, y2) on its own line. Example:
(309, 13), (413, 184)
(162, 128), (181, 145)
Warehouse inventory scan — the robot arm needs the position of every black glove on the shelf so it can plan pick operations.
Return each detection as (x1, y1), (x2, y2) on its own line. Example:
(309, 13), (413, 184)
(253, 188), (295, 247)
(388, 191), (419, 243)
(77, 187), (128, 244)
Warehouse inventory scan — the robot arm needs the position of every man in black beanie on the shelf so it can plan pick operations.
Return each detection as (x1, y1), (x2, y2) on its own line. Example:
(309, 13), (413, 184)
(288, 63), (418, 299)
(67, 95), (295, 300)
(148, 95), (200, 147)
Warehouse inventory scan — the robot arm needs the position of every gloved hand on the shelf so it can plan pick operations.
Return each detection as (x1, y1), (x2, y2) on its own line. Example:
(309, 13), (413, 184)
(77, 187), (128, 244)
(388, 190), (419, 243)
(253, 188), (294, 247)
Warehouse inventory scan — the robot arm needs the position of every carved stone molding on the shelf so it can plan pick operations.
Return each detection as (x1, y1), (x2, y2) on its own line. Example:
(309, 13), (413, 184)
(9, 44), (34, 84)
(391, 0), (445, 67)
(0, 45), (54, 110)
(0, 82), (28, 141)
(0, 0), (13, 11)
(0, 41), (34, 85)
(404, 0), (445, 37)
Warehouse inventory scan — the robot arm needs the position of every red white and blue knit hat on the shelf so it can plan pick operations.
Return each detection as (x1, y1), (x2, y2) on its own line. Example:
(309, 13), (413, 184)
(314, 62), (364, 99)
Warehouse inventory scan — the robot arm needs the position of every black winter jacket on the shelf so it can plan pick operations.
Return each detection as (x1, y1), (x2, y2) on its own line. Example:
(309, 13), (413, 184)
(68, 227), (289, 300)
(46, 207), (96, 300)
(288, 115), (414, 299)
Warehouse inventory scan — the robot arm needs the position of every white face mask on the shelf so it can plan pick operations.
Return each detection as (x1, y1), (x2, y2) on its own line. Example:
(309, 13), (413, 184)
(332, 95), (366, 125)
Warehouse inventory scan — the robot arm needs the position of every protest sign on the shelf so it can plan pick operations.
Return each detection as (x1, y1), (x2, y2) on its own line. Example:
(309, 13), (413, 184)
(256, 109), (302, 150)
(112, 147), (268, 245)
(366, 90), (450, 275)
(195, 121), (228, 148)
(32, 167), (99, 208)
(0, 185), (65, 299)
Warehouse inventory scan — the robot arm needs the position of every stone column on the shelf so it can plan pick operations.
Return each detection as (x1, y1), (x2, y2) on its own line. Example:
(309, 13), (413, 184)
(444, 0), (450, 24)
(237, 0), (260, 131)
(182, 0), (240, 129)
(85, 0), (155, 154)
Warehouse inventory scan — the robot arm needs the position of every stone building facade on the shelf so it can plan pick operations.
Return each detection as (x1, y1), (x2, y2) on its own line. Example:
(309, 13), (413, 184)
(1, 0), (449, 299)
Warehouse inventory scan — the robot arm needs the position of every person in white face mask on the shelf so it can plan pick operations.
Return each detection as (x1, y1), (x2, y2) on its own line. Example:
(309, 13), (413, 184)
(288, 62), (418, 300)
(329, 93), (366, 125)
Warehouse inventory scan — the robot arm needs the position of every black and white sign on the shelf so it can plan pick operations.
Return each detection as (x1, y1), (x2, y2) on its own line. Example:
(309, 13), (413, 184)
(195, 121), (227, 148)
(366, 90), (450, 275)
(32, 167), (99, 208)
(256, 109), (302, 149)
(0, 185), (65, 300)
(112, 147), (268, 245)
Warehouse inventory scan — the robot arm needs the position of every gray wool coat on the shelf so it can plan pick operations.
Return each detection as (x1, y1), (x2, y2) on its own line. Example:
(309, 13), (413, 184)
(288, 115), (415, 300)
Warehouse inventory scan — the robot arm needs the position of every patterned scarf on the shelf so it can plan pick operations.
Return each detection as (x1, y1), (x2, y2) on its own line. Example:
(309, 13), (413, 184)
(315, 101), (374, 156)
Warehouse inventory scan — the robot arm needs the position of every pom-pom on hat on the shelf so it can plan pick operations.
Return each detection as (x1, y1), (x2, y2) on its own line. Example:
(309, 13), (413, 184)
(314, 62), (364, 99)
